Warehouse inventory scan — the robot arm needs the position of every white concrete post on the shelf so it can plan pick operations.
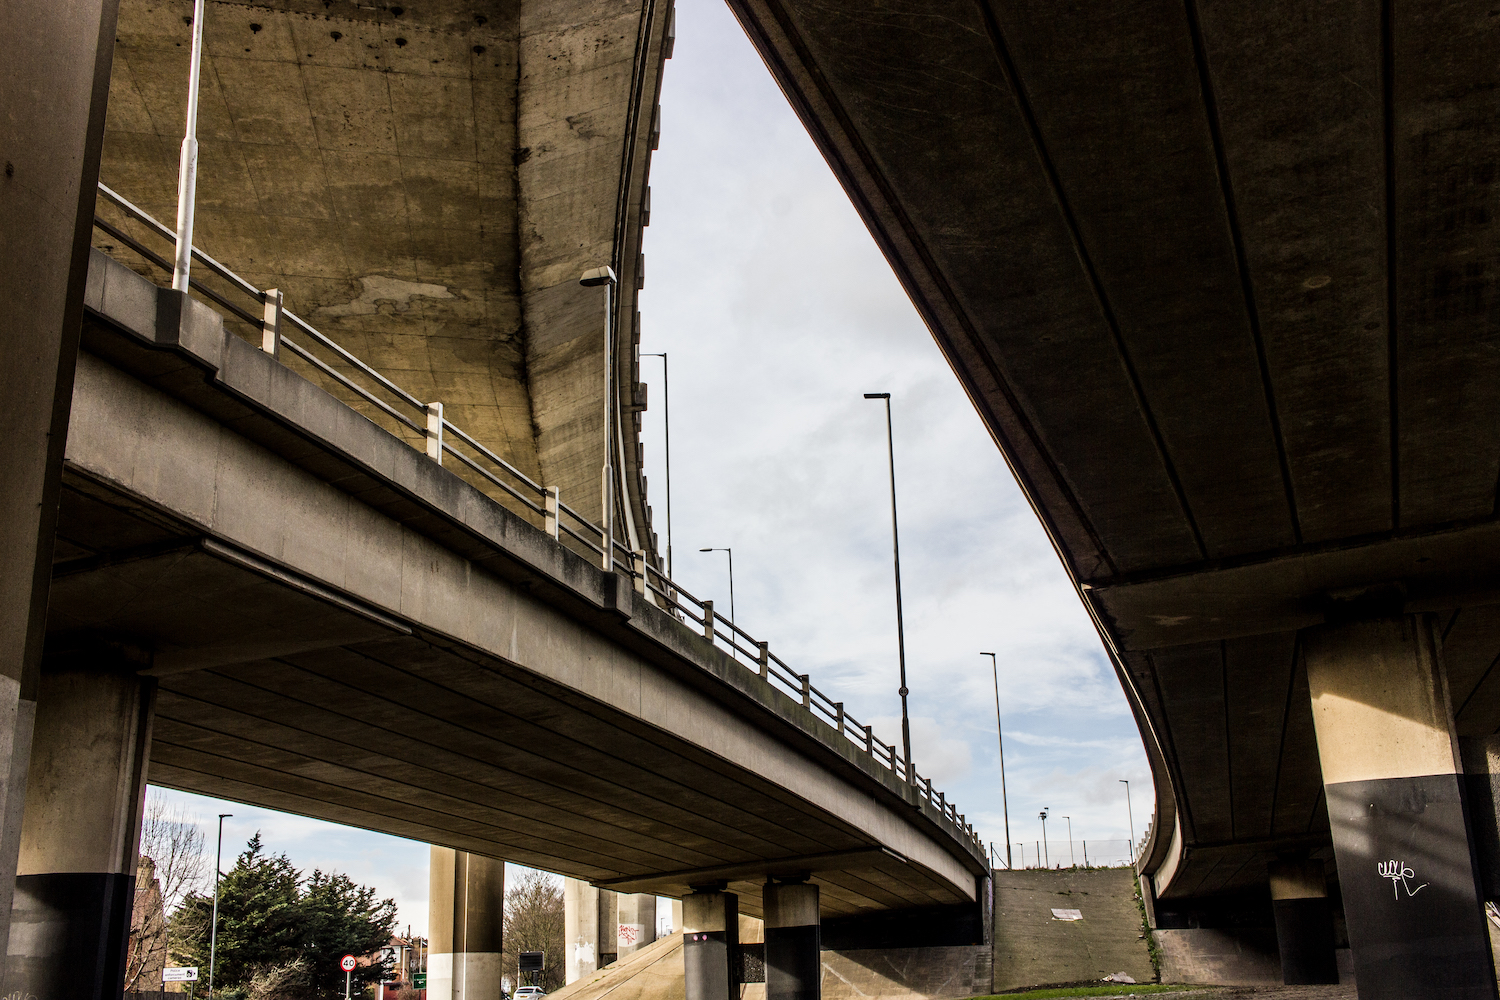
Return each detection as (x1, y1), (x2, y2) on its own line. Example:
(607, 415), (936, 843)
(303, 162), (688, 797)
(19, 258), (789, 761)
(260, 288), (283, 357)
(758, 641), (769, 680)
(544, 486), (560, 539)
(632, 548), (648, 597)
(702, 600), (715, 643)
(426, 402), (444, 463)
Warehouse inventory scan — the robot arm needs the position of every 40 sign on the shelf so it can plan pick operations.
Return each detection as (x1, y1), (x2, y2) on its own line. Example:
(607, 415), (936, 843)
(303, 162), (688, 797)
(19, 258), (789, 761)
(340, 955), (357, 972)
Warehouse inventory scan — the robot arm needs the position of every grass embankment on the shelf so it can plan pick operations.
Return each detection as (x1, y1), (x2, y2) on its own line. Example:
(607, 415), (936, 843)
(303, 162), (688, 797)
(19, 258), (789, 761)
(973, 985), (1207, 998)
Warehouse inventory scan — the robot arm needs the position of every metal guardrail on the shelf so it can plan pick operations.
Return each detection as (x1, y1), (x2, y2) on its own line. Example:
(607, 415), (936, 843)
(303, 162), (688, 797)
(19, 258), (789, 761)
(91, 183), (983, 854)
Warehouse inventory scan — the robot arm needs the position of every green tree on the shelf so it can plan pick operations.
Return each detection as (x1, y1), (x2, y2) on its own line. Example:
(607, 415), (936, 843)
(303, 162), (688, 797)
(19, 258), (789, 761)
(173, 833), (302, 987)
(301, 869), (397, 997)
(169, 833), (396, 998)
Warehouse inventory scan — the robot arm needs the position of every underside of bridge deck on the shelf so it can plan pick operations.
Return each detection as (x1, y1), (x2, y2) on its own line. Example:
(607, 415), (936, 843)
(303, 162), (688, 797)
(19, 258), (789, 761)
(94, 0), (670, 560)
(722, 0), (1500, 947)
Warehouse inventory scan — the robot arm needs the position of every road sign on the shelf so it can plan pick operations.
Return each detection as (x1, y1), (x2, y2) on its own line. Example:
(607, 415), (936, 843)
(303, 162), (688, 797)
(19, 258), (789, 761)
(519, 951), (545, 973)
(163, 967), (199, 982)
(340, 955), (357, 972)
(413, 973), (427, 989)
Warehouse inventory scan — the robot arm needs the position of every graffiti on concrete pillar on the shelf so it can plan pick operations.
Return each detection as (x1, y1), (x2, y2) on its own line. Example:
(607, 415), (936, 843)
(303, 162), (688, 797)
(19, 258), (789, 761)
(1377, 860), (1429, 899)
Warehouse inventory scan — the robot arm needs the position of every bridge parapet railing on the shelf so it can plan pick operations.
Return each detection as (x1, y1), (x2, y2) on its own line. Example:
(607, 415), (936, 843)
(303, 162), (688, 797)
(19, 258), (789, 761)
(90, 185), (983, 856)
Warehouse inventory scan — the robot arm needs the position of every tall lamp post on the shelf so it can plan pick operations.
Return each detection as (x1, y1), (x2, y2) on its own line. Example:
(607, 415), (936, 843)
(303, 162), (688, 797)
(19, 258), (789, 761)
(1120, 779), (1136, 863)
(208, 813), (232, 997)
(864, 392), (912, 780)
(580, 266), (619, 571)
(1063, 815), (1075, 868)
(172, 0), (207, 290)
(981, 652), (1013, 870)
(640, 352), (673, 577)
(1039, 808), (1049, 868)
(698, 547), (735, 658)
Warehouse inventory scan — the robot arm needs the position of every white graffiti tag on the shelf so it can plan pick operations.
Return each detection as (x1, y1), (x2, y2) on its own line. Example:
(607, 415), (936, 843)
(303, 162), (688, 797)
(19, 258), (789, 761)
(1377, 860), (1429, 899)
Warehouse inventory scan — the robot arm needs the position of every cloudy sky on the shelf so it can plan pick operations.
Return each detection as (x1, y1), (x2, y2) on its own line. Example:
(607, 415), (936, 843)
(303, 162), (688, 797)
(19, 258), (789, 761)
(152, 0), (1152, 935)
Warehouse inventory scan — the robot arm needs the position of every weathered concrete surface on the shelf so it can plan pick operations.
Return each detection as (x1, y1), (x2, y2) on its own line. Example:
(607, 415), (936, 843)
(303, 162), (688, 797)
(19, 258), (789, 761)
(53, 249), (984, 920)
(0, 0), (120, 962)
(95, 0), (669, 557)
(551, 933), (685, 1000)
(546, 927), (990, 1000)
(992, 868), (1153, 992)
(723, 0), (1500, 915)
(820, 946), (990, 1000)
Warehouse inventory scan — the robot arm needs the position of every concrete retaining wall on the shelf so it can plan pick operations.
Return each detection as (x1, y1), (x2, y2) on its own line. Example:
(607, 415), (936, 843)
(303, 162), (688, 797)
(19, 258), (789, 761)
(993, 868), (1154, 991)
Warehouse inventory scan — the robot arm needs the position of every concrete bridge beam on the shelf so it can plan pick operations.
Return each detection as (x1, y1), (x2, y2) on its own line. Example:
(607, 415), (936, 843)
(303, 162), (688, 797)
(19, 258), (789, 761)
(5, 656), (154, 999)
(1303, 615), (1497, 998)
(429, 847), (505, 1000)
(763, 879), (819, 1000)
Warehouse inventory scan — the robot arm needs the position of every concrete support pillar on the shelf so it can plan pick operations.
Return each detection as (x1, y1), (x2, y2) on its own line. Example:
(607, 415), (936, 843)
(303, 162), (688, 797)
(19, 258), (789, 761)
(672, 897), (684, 935)
(598, 887), (619, 968)
(0, 0), (120, 969)
(617, 893), (657, 958)
(429, 847), (504, 1000)
(1303, 616), (1497, 998)
(564, 878), (599, 984)
(6, 663), (154, 998)
(763, 880), (819, 1000)
(1268, 858), (1337, 985)
(683, 888), (738, 1000)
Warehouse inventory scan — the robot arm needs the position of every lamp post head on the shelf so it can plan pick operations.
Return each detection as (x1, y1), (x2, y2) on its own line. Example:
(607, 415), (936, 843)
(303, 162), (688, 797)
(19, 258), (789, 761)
(579, 265), (617, 287)
(863, 392), (890, 399)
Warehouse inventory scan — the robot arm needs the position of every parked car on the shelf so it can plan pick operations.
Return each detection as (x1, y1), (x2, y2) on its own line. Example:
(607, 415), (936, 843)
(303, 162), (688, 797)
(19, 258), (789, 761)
(515, 987), (545, 1000)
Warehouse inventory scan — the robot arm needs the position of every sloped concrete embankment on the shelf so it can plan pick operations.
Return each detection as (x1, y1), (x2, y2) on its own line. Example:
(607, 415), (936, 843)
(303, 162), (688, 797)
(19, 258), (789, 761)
(993, 868), (1155, 991)
(545, 928), (990, 1000)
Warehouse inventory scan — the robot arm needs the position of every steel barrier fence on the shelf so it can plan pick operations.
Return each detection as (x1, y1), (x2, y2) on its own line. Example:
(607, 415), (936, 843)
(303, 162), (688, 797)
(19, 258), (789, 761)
(90, 183), (983, 854)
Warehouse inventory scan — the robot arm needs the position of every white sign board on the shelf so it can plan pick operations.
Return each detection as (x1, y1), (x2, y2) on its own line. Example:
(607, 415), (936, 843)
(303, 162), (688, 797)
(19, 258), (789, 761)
(1050, 908), (1083, 921)
(163, 967), (199, 982)
(341, 955), (358, 972)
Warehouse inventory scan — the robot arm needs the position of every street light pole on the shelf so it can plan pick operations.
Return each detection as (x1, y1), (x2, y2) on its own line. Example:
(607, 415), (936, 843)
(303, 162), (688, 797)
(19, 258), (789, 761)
(172, 0), (207, 290)
(1120, 779), (1136, 863)
(208, 813), (232, 997)
(580, 266), (619, 572)
(981, 652), (1012, 870)
(1039, 809), (1049, 868)
(641, 352), (673, 578)
(864, 392), (912, 780)
(698, 547), (735, 658)
(1063, 815), (1074, 868)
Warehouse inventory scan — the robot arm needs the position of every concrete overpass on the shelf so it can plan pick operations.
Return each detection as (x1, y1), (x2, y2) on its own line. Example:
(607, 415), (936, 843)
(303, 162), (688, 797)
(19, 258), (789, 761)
(725, 0), (1500, 995)
(1, 1), (990, 998)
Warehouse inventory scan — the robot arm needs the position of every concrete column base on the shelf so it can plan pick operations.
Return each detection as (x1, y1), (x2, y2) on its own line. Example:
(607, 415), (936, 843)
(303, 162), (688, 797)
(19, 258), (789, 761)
(1268, 859), (1337, 985)
(1304, 616), (1497, 999)
(5, 662), (154, 1000)
(764, 880), (819, 1000)
(428, 951), (503, 1000)
(684, 888), (738, 1000)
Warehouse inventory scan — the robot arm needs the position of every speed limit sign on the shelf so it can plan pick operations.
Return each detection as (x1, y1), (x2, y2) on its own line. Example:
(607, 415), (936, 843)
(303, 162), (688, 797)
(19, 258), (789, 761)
(340, 955), (357, 972)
